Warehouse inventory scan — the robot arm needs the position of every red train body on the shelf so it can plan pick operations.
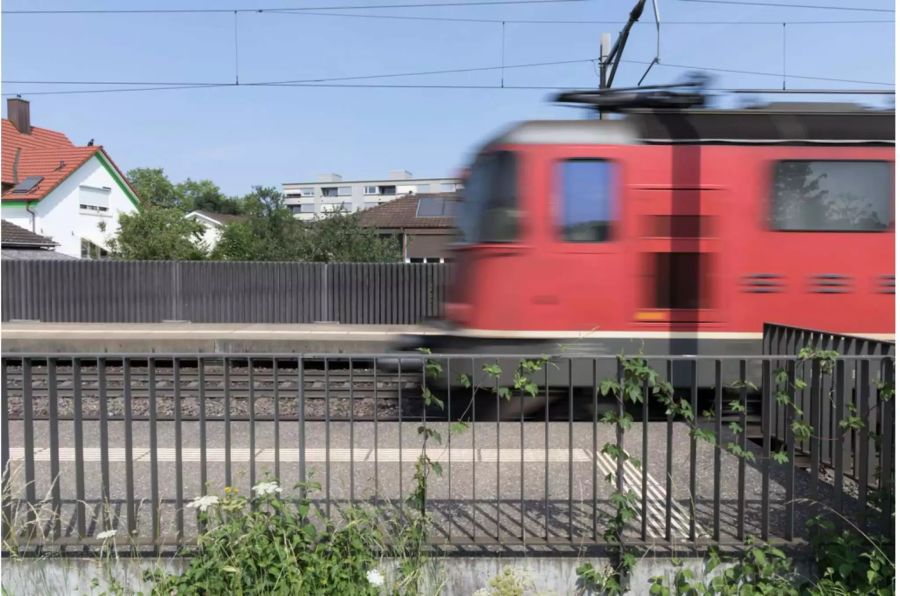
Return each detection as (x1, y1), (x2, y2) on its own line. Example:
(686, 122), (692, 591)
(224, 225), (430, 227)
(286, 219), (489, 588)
(438, 104), (894, 354)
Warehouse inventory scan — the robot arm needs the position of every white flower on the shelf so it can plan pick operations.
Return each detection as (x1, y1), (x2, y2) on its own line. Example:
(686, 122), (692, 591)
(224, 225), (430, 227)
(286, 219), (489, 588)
(252, 481), (283, 497)
(366, 569), (385, 587)
(96, 529), (118, 540)
(187, 494), (220, 512)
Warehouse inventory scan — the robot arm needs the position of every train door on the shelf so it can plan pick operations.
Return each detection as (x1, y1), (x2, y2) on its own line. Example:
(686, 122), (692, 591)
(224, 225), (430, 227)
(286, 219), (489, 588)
(628, 185), (725, 349)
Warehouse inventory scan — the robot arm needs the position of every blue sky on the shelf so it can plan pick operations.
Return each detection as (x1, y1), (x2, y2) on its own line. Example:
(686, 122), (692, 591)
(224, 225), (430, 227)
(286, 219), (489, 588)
(2, 0), (894, 196)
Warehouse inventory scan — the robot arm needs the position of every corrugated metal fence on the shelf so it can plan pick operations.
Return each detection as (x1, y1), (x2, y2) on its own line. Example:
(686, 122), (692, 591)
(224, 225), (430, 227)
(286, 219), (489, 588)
(1, 260), (452, 324)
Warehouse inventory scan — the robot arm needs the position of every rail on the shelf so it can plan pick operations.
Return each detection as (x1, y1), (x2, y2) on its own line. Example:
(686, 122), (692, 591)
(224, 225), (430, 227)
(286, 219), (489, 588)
(2, 347), (893, 555)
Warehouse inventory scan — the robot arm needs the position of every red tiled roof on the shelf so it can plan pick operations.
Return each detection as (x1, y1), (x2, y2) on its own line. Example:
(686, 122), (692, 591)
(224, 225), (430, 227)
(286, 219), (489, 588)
(1, 119), (136, 203)
(359, 193), (460, 230)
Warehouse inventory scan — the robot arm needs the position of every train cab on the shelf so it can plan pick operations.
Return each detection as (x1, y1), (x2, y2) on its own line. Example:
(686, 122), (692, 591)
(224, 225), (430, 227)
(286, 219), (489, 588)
(435, 101), (894, 358)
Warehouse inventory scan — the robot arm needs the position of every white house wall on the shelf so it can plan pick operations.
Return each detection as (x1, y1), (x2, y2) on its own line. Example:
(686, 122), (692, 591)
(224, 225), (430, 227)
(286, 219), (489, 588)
(1, 155), (137, 258)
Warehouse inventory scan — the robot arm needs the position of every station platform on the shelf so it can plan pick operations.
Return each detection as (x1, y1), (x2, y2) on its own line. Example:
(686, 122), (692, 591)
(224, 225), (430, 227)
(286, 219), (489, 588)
(0, 322), (437, 354)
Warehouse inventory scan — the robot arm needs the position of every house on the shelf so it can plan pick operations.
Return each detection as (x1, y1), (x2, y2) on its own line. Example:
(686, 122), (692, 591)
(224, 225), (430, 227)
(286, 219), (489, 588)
(1, 219), (76, 260)
(1, 98), (139, 258)
(283, 171), (463, 220)
(184, 210), (243, 250)
(359, 193), (460, 263)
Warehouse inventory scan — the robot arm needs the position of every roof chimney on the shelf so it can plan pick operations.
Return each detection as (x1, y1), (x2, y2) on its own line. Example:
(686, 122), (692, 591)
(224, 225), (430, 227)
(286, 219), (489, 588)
(7, 97), (31, 134)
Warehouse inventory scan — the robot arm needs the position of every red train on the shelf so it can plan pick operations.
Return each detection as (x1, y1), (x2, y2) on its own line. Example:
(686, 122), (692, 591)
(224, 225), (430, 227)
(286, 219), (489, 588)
(417, 97), (895, 357)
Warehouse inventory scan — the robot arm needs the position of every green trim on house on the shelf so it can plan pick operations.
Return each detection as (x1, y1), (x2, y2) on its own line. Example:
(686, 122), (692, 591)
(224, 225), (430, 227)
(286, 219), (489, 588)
(95, 151), (140, 208)
(1, 200), (38, 207)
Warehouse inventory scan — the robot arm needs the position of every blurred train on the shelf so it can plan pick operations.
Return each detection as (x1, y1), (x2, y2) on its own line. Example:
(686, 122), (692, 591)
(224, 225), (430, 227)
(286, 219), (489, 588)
(403, 92), (895, 360)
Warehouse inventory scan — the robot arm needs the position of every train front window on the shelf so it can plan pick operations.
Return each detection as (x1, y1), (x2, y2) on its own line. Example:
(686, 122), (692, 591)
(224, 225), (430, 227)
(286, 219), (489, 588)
(770, 160), (893, 231)
(459, 151), (519, 243)
(559, 159), (617, 242)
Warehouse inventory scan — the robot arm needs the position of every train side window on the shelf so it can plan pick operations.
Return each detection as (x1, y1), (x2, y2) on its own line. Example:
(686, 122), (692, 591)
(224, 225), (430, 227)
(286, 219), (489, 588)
(770, 160), (893, 231)
(559, 159), (616, 242)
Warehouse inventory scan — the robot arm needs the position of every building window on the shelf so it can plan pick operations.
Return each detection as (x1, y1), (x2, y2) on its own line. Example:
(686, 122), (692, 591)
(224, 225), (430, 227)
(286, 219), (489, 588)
(439, 182), (456, 193)
(379, 185), (396, 196)
(80, 238), (109, 260)
(364, 186), (379, 195)
(291, 204), (315, 214)
(558, 159), (616, 242)
(337, 186), (352, 197)
(79, 185), (111, 214)
(416, 184), (430, 193)
(770, 161), (892, 231)
(322, 202), (352, 213)
(321, 187), (339, 197)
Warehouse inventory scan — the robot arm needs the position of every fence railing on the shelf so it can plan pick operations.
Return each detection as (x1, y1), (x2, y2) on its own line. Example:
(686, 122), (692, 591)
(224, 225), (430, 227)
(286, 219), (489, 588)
(2, 349), (893, 555)
(1, 261), (451, 324)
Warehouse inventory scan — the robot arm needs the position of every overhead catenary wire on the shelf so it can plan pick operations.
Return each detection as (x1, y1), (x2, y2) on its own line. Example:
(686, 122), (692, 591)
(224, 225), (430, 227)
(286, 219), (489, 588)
(1, 0), (587, 15)
(676, 0), (893, 13)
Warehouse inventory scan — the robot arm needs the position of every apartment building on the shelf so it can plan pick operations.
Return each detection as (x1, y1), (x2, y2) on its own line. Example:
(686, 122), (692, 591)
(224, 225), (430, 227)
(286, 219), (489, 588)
(282, 170), (462, 220)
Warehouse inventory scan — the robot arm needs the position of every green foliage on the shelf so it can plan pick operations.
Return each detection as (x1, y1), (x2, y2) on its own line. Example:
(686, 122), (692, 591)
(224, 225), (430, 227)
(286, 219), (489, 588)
(106, 205), (208, 260)
(127, 167), (240, 213)
(807, 516), (894, 595)
(148, 483), (388, 595)
(475, 566), (533, 596)
(213, 187), (400, 262)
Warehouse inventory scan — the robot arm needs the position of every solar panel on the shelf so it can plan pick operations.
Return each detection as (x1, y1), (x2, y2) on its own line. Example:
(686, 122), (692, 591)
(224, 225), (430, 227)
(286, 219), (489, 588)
(11, 175), (43, 194)
(416, 197), (444, 217)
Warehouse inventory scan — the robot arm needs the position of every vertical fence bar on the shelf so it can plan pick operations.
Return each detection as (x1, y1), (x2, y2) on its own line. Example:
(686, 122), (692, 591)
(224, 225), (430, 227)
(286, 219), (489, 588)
(1, 358), (11, 543)
(689, 359), (698, 542)
(273, 358), (280, 482)
(785, 360), (796, 541)
(833, 360), (845, 514)
(475, 357), (479, 542)
(447, 357), (453, 541)
(148, 359), (159, 553)
(298, 357), (306, 494)
(72, 358), (87, 541)
(498, 362), (503, 542)
(737, 359), (747, 541)
(521, 360), (526, 543)
(544, 361), (550, 543)
(592, 359), (599, 543)
(98, 358), (110, 529)
(879, 358), (893, 530)
(174, 360), (184, 545)
(325, 358), (331, 520)
(809, 358), (821, 500)
(567, 359), (574, 543)
(249, 360), (256, 489)
(615, 359), (624, 542)
(398, 359), (403, 505)
(373, 360), (379, 501)
(713, 360), (722, 542)
(123, 360), (136, 540)
(857, 359), (870, 522)
(199, 359), (207, 496)
(665, 360), (673, 543)
(224, 359), (232, 487)
(761, 359), (771, 541)
(641, 378), (649, 542)
(350, 357), (355, 504)
(47, 359), (62, 541)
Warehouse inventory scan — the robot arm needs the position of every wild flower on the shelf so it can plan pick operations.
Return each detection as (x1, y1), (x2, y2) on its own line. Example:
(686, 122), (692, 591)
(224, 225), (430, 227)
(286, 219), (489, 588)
(252, 481), (282, 497)
(96, 529), (118, 540)
(366, 568), (385, 587)
(187, 494), (220, 512)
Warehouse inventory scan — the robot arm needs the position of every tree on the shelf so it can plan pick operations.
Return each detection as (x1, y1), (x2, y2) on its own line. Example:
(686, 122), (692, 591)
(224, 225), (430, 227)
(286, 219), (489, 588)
(211, 186), (401, 262)
(177, 178), (243, 214)
(127, 168), (186, 210)
(106, 206), (208, 260)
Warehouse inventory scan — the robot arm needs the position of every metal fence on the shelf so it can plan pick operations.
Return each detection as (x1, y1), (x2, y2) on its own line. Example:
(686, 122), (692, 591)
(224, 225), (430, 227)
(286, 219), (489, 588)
(2, 347), (893, 555)
(1, 260), (451, 324)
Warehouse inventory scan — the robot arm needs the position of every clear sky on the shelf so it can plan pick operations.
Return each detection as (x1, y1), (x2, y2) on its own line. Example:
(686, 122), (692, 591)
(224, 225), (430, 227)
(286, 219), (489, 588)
(2, 0), (894, 196)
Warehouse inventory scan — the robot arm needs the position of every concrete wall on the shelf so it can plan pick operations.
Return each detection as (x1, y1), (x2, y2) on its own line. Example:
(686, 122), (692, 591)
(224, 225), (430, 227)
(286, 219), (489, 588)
(0, 556), (816, 595)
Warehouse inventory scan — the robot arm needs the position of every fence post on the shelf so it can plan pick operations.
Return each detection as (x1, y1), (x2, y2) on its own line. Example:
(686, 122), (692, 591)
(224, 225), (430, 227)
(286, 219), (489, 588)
(320, 263), (330, 322)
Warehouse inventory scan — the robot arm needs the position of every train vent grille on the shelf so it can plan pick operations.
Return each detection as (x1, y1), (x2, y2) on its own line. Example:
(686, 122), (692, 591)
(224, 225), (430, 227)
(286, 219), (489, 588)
(742, 274), (784, 294)
(809, 274), (851, 294)
(877, 275), (895, 294)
